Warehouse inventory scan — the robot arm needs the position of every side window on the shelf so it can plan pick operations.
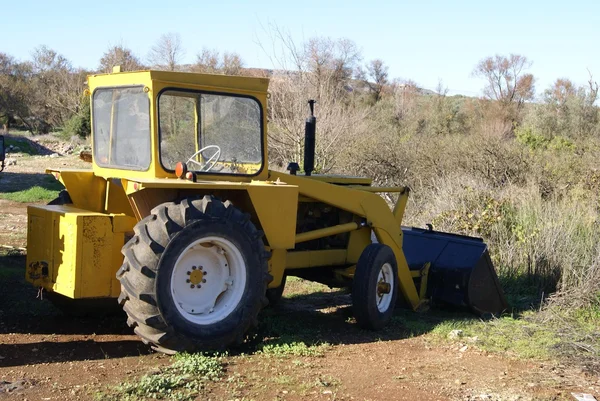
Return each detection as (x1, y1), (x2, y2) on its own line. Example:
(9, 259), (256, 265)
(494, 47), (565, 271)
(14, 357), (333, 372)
(158, 92), (197, 170)
(93, 87), (151, 170)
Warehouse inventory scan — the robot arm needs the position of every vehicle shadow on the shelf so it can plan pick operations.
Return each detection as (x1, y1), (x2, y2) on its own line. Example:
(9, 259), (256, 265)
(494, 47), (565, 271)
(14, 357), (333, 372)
(244, 289), (479, 354)
(0, 253), (153, 367)
(0, 340), (151, 368)
(0, 254), (130, 337)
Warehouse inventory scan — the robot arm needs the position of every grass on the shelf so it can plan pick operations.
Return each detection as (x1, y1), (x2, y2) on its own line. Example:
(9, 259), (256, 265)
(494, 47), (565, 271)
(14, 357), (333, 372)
(427, 314), (561, 359)
(0, 174), (64, 202)
(4, 136), (37, 156)
(97, 353), (225, 401)
(395, 303), (600, 367)
(0, 185), (62, 202)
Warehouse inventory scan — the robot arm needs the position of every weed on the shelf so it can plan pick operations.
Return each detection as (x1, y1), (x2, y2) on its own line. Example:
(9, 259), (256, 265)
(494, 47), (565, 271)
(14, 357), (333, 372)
(97, 353), (225, 401)
(172, 352), (224, 380)
(258, 340), (329, 357)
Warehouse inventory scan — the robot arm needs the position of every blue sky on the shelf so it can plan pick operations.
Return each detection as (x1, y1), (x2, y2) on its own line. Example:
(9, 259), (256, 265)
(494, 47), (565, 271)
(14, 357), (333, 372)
(1, 0), (598, 96)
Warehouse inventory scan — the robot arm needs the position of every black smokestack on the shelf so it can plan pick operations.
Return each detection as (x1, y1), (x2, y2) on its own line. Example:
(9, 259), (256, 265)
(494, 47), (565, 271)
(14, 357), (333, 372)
(304, 99), (316, 176)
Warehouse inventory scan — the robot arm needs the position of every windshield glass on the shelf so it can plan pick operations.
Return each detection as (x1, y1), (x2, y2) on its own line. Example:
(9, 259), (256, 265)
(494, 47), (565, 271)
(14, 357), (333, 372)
(93, 86), (151, 170)
(158, 90), (263, 175)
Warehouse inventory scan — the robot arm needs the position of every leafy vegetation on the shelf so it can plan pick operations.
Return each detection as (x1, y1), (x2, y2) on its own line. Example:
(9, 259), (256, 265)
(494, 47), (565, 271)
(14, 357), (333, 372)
(258, 340), (329, 357)
(97, 353), (225, 401)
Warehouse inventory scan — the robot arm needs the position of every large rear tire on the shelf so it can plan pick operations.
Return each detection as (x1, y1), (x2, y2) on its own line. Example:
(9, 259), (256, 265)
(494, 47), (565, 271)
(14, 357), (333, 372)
(352, 243), (399, 330)
(117, 195), (270, 353)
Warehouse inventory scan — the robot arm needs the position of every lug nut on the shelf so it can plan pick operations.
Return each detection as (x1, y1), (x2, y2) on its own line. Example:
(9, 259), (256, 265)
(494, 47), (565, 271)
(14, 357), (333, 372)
(197, 285), (202, 289)
(192, 266), (197, 270)
(202, 279), (206, 283)
(199, 266), (203, 270)
(186, 271), (191, 276)
(186, 279), (190, 283)
(190, 284), (195, 288)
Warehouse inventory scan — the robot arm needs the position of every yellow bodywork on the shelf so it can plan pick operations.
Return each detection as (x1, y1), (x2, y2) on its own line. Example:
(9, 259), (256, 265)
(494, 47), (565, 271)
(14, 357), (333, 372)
(26, 69), (425, 309)
(26, 205), (130, 298)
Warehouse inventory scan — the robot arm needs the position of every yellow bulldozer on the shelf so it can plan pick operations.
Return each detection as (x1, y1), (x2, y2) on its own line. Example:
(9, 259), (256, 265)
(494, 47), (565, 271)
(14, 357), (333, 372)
(24, 68), (506, 353)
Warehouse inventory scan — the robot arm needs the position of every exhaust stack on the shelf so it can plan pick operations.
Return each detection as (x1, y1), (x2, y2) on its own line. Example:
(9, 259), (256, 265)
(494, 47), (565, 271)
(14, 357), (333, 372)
(304, 100), (316, 176)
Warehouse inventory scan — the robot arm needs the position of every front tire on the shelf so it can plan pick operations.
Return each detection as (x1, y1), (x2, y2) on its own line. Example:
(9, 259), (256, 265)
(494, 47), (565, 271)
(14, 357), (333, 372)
(117, 196), (270, 353)
(352, 244), (399, 330)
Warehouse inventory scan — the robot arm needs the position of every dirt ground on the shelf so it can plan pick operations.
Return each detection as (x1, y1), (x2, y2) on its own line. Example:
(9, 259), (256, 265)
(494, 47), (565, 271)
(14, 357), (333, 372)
(1, 151), (599, 401)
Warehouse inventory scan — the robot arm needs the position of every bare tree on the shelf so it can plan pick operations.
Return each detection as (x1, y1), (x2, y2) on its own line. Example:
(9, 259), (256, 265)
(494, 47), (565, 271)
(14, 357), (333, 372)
(538, 73), (599, 138)
(148, 32), (185, 71)
(193, 48), (244, 75)
(358, 59), (389, 102)
(257, 27), (367, 172)
(99, 44), (145, 73)
(303, 37), (361, 99)
(392, 79), (420, 121)
(474, 54), (535, 108)
(473, 54), (535, 133)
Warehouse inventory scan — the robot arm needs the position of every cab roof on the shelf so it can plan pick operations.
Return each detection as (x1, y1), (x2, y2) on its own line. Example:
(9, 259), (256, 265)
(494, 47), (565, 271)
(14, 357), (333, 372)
(87, 70), (270, 94)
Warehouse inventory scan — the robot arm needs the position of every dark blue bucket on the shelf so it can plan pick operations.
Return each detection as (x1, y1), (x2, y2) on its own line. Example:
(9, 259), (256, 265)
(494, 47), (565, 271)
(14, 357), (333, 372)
(402, 226), (507, 316)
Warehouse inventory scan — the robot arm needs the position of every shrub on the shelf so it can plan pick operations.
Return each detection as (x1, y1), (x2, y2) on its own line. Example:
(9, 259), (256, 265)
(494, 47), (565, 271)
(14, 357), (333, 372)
(62, 96), (90, 138)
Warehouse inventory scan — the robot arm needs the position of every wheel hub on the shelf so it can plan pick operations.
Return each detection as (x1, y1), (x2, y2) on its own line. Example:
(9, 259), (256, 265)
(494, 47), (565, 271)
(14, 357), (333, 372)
(171, 237), (247, 325)
(375, 262), (394, 313)
(377, 281), (391, 296)
(188, 267), (205, 286)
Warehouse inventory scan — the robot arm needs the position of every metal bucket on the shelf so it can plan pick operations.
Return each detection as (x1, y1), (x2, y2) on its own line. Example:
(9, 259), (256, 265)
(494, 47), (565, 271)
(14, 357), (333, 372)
(402, 226), (508, 316)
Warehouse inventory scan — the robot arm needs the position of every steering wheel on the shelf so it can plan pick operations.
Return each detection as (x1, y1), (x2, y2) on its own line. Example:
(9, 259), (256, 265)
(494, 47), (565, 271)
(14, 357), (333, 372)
(186, 145), (221, 172)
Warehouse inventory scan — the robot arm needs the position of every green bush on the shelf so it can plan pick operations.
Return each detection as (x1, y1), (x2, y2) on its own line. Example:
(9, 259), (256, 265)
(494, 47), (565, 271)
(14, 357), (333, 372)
(62, 96), (90, 138)
(516, 126), (549, 150)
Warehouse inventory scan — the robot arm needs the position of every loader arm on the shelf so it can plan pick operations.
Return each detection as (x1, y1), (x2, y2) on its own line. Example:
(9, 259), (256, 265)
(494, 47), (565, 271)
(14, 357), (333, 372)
(269, 170), (422, 309)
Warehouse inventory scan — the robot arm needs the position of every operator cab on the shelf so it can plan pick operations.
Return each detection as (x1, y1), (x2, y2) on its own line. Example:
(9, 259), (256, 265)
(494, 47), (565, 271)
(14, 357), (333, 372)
(88, 70), (269, 181)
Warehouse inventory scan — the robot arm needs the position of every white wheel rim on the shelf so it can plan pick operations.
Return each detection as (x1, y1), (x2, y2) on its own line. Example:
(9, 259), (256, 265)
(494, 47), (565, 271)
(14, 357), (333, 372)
(170, 236), (246, 325)
(376, 262), (394, 313)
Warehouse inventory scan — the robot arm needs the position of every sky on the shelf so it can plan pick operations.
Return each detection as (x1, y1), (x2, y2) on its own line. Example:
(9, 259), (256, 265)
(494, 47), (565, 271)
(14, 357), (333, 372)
(0, 0), (598, 97)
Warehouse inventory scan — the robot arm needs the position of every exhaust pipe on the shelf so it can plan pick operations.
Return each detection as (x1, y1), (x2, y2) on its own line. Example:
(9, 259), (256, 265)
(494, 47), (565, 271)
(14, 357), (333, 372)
(304, 100), (316, 176)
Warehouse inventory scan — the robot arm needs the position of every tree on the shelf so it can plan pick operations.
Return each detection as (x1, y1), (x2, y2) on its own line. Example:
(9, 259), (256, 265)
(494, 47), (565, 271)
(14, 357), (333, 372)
(29, 46), (86, 131)
(474, 54), (535, 106)
(0, 53), (32, 132)
(148, 33), (185, 71)
(473, 54), (535, 130)
(358, 59), (389, 102)
(257, 28), (367, 172)
(303, 37), (361, 99)
(531, 74), (600, 138)
(99, 45), (145, 73)
(193, 48), (244, 75)
(392, 79), (420, 121)
(545, 78), (576, 107)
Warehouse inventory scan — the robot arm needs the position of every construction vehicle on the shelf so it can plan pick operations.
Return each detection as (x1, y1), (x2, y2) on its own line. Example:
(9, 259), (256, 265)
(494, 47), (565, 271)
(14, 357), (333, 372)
(25, 68), (507, 353)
